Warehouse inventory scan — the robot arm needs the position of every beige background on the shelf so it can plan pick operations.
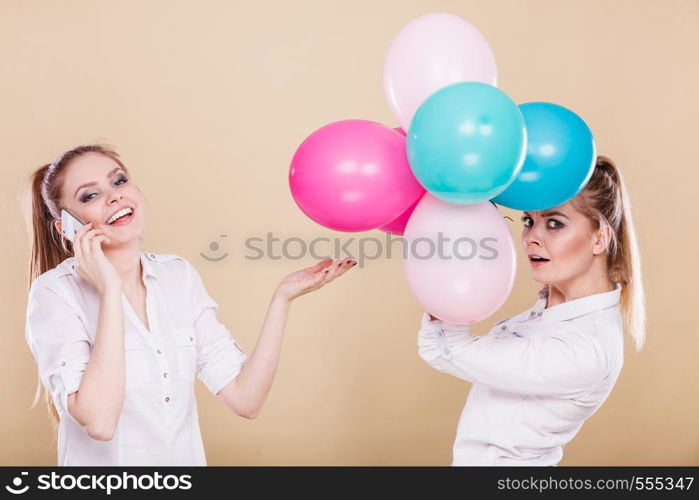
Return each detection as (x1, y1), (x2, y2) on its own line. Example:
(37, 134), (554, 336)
(1, 0), (697, 465)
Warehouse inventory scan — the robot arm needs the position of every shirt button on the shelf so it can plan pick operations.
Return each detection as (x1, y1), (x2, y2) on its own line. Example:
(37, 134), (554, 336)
(156, 349), (162, 354)
(149, 253), (155, 259)
(60, 360), (66, 366)
(189, 337), (194, 342)
(165, 396), (171, 403)
(163, 372), (168, 378)
(500, 325), (507, 330)
(529, 311), (536, 317)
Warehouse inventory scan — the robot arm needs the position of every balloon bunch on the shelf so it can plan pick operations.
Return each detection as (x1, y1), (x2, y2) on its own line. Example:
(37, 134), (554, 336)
(289, 12), (596, 323)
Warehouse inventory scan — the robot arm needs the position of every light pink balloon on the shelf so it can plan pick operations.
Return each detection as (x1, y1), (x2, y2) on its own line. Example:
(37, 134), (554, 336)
(384, 12), (498, 131)
(289, 120), (424, 232)
(402, 194), (516, 323)
(378, 193), (423, 236)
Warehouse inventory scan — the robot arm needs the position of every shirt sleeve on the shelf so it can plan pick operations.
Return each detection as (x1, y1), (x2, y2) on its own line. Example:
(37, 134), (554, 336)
(24, 281), (92, 426)
(185, 260), (247, 395)
(417, 312), (609, 397)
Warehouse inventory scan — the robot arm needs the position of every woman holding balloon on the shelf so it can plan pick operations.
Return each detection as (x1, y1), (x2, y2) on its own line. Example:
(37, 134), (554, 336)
(290, 12), (646, 465)
(415, 155), (646, 465)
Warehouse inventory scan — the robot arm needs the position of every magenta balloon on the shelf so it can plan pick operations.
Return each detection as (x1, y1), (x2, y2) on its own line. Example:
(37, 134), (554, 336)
(290, 120), (424, 232)
(402, 194), (516, 323)
(384, 12), (498, 131)
(378, 193), (423, 236)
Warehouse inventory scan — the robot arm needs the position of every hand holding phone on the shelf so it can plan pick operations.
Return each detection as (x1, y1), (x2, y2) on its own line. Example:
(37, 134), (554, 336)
(61, 209), (122, 295)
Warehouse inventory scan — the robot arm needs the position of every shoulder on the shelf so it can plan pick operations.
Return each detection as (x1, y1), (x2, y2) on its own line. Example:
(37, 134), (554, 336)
(560, 306), (623, 351)
(544, 316), (623, 375)
(29, 264), (71, 299)
(144, 251), (187, 264)
(143, 251), (198, 281)
(591, 306), (624, 360)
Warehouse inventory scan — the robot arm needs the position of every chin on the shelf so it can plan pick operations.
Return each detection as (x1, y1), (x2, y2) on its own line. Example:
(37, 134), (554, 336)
(529, 270), (549, 284)
(106, 229), (144, 245)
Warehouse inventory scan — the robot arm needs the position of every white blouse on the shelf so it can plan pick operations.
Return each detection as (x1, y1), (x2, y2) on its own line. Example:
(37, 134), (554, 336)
(418, 282), (624, 466)
(25, 251), (247, 466)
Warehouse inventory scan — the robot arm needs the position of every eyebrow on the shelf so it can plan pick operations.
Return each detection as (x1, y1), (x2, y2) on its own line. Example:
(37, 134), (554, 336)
(74, 167), (124, 198)
(523, 210), (569, 219)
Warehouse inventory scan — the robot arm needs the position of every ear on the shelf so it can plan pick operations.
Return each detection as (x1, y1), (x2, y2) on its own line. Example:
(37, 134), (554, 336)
(592, 224), (612, 256)
(54, 218), (63, 239)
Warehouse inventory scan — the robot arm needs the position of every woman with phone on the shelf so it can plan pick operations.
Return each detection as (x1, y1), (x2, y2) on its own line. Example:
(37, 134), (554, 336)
(25, 144), (356, 465)
(418, 156), (646, 465)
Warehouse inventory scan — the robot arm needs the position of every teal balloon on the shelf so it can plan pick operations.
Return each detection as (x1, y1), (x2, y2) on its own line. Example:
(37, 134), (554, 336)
(491, 102), (596, 211)
(407, 82), (526, 205)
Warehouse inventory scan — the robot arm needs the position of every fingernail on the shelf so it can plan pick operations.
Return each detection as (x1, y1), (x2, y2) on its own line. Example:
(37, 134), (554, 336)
(324, 269), (329, 273)
(337, 262), (342, 266)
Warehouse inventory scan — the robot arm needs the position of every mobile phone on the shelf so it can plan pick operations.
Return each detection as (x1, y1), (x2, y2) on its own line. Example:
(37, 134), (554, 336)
(60, 208), (87, 243)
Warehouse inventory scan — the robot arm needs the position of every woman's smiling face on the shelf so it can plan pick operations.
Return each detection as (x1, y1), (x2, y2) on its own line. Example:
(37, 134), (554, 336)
(520, 201), (608, 285)
(54, 152), (145, 247)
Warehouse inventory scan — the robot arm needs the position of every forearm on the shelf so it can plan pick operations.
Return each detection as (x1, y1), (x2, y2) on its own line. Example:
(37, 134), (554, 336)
(72, 291), (125, 439)
(419, 314), (473, 370)
(227, 294), (290, 417)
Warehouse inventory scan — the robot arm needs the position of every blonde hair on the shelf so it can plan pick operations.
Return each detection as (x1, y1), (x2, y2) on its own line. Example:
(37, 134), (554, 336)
(25, 144), (130, 434)
(571, 155), (646, 351)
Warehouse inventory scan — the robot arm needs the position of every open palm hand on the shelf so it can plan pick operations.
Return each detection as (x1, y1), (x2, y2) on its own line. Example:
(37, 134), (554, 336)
(275, 258), (356, 302)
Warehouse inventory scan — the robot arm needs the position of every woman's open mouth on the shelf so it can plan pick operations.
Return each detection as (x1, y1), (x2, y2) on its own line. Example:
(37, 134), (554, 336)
(106, 208), (135, 227)
(528, 255), (550, 267)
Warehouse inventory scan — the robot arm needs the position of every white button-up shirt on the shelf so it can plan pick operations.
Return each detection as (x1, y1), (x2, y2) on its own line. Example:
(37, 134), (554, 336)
(418, 282), (624, 466)
(25, 251), (247, 466)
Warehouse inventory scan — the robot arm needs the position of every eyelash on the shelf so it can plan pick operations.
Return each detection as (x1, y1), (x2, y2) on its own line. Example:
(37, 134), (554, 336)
(520, 216), (564, 230)
(80, 175), (129, 203)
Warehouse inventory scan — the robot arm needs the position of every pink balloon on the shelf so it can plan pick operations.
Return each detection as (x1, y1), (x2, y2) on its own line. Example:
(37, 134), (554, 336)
(289, 120), (424, 232)
(384, 12), (498, 131)
(393, 127), (407, 137)
(402, 194), (516, 323)
(378, 193), (423, 236)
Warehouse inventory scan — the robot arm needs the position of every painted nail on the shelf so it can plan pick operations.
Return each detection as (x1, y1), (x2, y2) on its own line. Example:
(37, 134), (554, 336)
(324, 269), (330, 273)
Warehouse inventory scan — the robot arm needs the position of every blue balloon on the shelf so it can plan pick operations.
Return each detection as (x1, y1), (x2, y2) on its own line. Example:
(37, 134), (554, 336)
(491, 102), (596, 211)
(407, 82), (526, 205)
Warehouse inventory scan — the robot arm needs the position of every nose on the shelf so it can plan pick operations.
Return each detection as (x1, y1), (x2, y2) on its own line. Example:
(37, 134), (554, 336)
(523, 220), (544, 248)
(106, 187), (123, 205)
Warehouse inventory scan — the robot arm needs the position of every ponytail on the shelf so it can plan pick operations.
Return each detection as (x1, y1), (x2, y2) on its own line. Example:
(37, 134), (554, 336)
(572, 156), (646, 351)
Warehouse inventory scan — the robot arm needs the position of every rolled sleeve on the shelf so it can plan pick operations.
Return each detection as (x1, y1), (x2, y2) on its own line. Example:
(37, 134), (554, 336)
(25, 281), (92, 426)
(417, 312), (608, 397)
(185, 261), (247, 396)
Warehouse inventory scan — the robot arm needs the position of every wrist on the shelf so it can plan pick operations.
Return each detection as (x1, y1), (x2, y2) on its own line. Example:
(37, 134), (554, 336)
(100, 288), (122, 301)
(271, 291), (292, 308)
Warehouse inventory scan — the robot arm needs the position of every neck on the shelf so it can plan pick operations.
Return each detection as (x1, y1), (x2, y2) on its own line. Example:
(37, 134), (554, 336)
(102, 242), (143, 294)
(546, 255), (615, 308)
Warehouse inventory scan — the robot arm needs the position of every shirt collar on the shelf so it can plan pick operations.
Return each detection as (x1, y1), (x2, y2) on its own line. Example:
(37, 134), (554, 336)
(532, 282), (622, 322)
(56, 251), (159, 281)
